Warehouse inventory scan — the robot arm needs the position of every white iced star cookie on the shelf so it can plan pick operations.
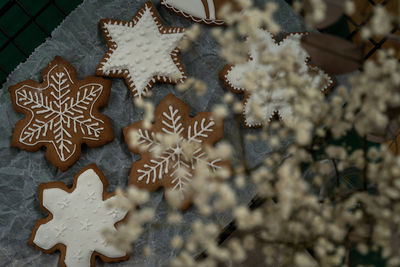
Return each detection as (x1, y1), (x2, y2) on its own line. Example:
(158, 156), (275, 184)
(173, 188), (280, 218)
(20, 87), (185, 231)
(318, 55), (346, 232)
(29, 164), (129, 267)
(220, 29), (334, 128)
(96, 1), (187, 98)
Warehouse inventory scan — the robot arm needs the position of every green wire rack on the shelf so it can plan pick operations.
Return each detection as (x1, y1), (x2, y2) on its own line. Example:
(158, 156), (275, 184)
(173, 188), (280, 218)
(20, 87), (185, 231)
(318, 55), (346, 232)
(0, 0), (83, 84)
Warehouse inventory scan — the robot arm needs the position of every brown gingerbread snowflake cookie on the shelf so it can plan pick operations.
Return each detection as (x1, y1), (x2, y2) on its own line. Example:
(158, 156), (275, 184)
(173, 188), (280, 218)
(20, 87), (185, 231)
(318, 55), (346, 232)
(160, 0), (237, 26)
(29, 164), (129, 267)
(123, 94), (228, 209)
(9, 56), (114, 171)
(96, 1), (187, 98)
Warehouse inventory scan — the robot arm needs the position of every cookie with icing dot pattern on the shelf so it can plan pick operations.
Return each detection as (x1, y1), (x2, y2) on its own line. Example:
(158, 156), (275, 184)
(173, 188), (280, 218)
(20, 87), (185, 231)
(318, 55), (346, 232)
(96, 1), (187, 98)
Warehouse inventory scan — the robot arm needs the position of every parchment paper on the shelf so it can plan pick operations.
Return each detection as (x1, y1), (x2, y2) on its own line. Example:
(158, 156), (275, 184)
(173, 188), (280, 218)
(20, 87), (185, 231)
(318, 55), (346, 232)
(0, 0), (304, 266)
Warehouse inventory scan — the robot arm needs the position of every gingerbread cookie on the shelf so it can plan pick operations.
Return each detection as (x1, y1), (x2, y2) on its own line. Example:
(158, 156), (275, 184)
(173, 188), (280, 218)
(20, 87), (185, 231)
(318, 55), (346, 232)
(9, 56), (114, 171)
(124, 94), (227, 209)
(96, 1), (187, 98)
(220, 30), (333, 127)
(29, 164), (129, 267)
(161, 0), (234, 25)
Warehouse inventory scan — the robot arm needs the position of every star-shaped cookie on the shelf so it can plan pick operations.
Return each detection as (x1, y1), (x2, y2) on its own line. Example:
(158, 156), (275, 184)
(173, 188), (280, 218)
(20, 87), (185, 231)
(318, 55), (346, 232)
(29, 164), (129, 267)
(220, 29), (333, 127)
(124, 94), (228, 209)
(96, 1), (187, 98)
(9, 56), (114, 171)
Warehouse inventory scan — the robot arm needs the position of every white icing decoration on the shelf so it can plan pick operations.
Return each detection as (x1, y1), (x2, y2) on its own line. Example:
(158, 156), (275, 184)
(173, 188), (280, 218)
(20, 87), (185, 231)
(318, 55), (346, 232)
(224, 29), (333, 127)
(99, 4), (185, 98)
(161, 0), (225, 25)
(15, 64), (106, 162)
(33, 168), (128, 267)
(207, 0), (216, 19)
(134, 104), (221, 196)
(163, 0), (207, 19)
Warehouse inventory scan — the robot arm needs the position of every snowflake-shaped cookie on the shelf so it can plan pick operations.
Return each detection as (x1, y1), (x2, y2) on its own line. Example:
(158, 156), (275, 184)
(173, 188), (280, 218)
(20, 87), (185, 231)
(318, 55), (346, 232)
(96, 1), (187, 98)
(220, 29), (333, 127)
(124, 94), (227, 209)
(9, 56), (114, 170)
(29, 164), (129, 267)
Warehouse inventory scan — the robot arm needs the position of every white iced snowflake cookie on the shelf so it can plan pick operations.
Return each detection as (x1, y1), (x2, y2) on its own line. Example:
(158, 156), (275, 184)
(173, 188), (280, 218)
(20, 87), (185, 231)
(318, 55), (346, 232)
(123, 94), (229, 209)
(220, 29), (334, 128)
(96, 1), (187, 98)
(9, 56), (114, 171)
(29, 164), (129, 267)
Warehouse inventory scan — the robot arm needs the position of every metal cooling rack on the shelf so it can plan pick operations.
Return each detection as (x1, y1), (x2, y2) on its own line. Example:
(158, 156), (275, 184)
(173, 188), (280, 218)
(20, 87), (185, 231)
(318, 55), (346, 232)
(0, 0), (80, 85)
